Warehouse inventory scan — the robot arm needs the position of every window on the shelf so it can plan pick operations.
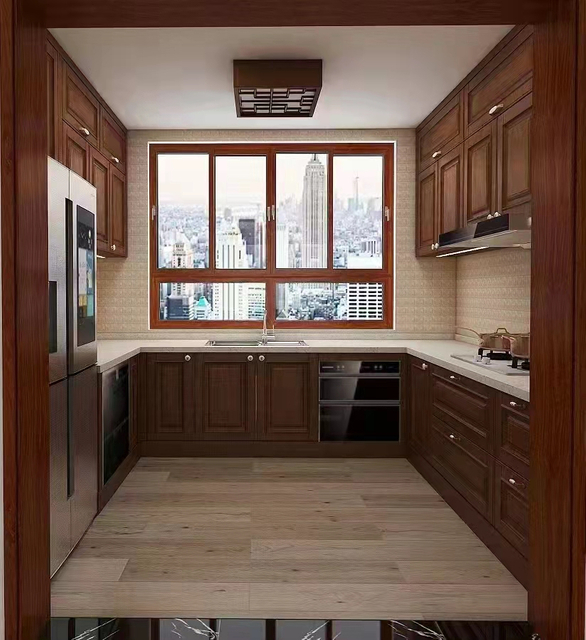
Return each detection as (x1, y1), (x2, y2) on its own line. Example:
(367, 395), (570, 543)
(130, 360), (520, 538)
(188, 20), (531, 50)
(150, 143), (394, 328)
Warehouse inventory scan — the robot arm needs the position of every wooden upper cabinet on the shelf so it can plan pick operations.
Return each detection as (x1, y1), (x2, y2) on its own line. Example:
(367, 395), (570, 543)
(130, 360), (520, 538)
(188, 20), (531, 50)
(147, 353), (195, 440)
(198, 354), (256, 440)
(464, 121), (498, 223)
(46, 41), (62, 160)
(418, 93), (463, 172)
(63, 123), (90, 180)
(437, 144), (464, 237)
(89, 147), (110, 254)
(101, 111), (126, 173)
(417, 163), (437, 256)
(465, 28), (533, 137)
(62, 64), (100, 149)
(109, 165), (127, 257)
(257, 355), (318, 442)
(497, 93), (532, 215)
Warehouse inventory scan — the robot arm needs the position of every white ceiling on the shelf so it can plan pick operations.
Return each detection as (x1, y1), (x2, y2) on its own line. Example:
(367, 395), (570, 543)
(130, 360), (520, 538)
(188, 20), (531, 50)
(51, 26), (512, 130)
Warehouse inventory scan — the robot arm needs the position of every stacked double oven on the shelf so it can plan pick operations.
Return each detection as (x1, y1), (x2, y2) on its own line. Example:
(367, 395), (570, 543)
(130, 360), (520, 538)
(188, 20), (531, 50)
(48, 158), (99, 576)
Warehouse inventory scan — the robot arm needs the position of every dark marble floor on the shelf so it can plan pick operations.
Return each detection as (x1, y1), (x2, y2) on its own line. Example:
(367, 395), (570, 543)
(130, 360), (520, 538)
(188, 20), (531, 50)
(51, 617), (534, 639)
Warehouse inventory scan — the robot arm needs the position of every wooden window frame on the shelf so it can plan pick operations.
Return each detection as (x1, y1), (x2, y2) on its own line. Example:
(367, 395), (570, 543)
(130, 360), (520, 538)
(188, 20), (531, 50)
(149, 142), (395, 329)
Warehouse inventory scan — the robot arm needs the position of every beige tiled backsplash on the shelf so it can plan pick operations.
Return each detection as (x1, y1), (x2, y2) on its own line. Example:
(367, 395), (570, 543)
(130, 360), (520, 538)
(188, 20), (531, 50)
(96, 129), (529, 341)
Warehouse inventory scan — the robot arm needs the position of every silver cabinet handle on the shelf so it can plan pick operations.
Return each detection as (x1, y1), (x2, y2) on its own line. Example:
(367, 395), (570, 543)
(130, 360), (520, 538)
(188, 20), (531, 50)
(430, 243), (435, 250)
(384, 206), (390, 222)
(489, 103), (504, 115)
(111, 244), (116, 251)
(509, 401), (518, 408)
(271, 204), (276, 221)
(508, 477), (526, 489)
(266, 206), (271, 223)
(449, 374), (458, 381)
(508, 477), (516, 485)
(111, 156), (120, 164)
(509, 400), (527, 410)
(432, 150), (442, 158)
(184, 355), (191, 362)
(259, 355), (265, 362)
(247, 355), (254, 362)
(449, 434), (461, 442)
(421, 363), (428, 370)
(435, 243), (440, 250)
(79, 126), (90, 136)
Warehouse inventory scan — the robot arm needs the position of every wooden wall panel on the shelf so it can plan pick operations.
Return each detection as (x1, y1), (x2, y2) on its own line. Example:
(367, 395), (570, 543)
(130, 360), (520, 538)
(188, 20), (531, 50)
(530, 0), (578, 638)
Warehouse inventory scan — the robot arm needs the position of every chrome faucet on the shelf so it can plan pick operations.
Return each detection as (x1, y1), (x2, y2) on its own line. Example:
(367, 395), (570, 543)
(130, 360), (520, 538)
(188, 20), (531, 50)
(260, 310), (276, 345)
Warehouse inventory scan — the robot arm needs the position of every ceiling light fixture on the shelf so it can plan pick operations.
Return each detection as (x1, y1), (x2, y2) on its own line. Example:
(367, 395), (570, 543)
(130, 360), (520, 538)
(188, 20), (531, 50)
(233, 59), (322, 118)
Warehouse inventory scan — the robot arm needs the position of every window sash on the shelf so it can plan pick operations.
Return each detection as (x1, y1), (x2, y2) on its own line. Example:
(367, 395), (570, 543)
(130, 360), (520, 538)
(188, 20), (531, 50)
(149, 142), (395, 328)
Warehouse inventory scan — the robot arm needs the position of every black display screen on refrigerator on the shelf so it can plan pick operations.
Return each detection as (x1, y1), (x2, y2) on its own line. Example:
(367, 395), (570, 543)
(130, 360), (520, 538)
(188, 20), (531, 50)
(76, 206), (95, 347)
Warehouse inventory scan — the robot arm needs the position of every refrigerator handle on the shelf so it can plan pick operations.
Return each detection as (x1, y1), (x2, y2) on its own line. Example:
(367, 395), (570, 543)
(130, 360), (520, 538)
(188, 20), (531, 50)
(67, 396), (74, 499)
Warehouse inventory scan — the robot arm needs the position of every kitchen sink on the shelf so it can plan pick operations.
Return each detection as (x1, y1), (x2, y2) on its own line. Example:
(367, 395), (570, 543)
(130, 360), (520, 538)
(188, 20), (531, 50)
(206, 340), (307, 347)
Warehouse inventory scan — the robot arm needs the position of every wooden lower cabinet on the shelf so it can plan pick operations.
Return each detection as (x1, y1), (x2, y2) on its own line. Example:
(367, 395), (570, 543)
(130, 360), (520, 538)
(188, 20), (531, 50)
(408, 358), (430, 452)
(257, 354), (318, 441)
(198, 353), (256, 440)
(146, 353), (196, 441)
(494, 462), (529, 557)
(428, 414), (494, 520)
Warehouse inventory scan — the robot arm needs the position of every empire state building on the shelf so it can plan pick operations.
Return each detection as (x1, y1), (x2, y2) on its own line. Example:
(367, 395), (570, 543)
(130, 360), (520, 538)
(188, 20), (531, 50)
(301, 154), (327, 268)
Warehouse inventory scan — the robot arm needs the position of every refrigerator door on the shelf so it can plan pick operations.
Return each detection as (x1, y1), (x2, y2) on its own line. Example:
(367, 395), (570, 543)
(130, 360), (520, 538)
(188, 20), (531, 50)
(48, 158), (69, 384)
(68, 172), (98, 375)
(69, 365), (98, 547)
(50, 379), (70, 576)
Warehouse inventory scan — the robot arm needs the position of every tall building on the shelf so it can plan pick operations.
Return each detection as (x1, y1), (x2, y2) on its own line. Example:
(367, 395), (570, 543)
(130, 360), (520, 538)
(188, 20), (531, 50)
(213, 227), (249, 319)
(353, 176), (360, 211)
(165, 240), (195, 319)
(346, 282), (383, 320)
(216, 226), (248, 269)
(301, 154), (327, 268)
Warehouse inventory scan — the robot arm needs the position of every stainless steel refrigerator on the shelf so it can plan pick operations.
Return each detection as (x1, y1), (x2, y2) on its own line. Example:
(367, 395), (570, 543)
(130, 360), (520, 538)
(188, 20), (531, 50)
(49, 157), (99, 576)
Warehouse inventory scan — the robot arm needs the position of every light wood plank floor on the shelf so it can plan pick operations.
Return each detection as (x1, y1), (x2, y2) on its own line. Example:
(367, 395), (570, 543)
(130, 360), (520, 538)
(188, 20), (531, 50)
(51, 458), (527, 620)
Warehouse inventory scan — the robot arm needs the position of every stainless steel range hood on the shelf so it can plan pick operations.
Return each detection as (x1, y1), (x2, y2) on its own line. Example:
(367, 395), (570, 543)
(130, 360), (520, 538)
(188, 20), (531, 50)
(437, 212), (531, 257)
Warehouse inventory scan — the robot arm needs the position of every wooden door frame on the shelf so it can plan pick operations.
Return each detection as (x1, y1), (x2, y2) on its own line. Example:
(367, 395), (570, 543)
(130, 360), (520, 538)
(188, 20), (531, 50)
(2, 1), (584, 639)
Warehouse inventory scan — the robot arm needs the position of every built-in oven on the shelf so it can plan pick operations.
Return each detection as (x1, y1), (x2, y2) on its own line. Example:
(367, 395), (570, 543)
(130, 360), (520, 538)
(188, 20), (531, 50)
(319, 360), (401, 441)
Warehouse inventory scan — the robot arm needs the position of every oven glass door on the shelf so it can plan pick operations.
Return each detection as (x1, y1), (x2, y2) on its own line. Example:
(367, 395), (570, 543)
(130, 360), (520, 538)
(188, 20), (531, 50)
(320, 377), (400, 402)
(319, 404), (400, 441)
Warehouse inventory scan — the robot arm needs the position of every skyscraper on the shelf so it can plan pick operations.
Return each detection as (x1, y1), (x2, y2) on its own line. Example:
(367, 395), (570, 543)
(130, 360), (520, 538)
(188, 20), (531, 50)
(301, 154), (327, 268)
(214, 227), (249, 319)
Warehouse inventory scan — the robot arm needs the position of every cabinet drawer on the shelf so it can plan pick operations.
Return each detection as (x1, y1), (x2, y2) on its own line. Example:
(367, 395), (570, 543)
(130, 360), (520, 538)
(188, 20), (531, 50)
(465, 29), (533, 137)
(62, 64), (100, 149)
(494, 462), (529, 557)
(431, 366), (495, 451)
(496, 394), (530, 478)
(101, 111), (126, 173)
(418, 93), (464, 171)
(429, 415), (494, 520)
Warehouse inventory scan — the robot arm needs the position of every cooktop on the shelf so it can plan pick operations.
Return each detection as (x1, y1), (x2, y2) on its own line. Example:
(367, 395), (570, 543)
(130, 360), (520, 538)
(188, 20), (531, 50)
(50, 617), (533, 639)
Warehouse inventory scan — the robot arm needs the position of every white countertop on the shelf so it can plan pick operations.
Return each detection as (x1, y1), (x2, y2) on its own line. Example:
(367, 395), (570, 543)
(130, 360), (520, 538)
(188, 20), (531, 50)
(97, 339), (530, 402)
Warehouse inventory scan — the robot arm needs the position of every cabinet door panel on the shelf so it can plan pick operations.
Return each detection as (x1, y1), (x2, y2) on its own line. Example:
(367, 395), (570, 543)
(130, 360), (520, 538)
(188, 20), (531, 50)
(496, 395), (530, 478)
(147, 354), (195, 440)
(494, 462), (529, 557)
(429, 415), (494, 520)
(497, 94), (532, 214)
(110, 165), (127, 257)
(465, 30), (533, 136)
(101, 111), (126, 173)
(199, 355), (255, 440)
(89, 147), (110, 254)
(418, 93), (463, 171)
(258, 355), (317, 441)
(464, 121), (497, 223)
(62, 64), (100, 148)
(417, 164), (437, 256)
(409, 358), (430, 453)
(63, 123), (89, 180)
(437, 144), (464, 236)
(47, 41), (62, 160)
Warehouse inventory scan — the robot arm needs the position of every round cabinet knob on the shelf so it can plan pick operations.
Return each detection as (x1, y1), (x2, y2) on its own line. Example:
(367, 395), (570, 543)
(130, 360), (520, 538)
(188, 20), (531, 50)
(247, 355), (254, 362)
(421, 363), (428, 370)
(111, 156), (120, 164)
(435, 243), (440, 250)
(184, 355), (191, 362)
(449, 375), (458, 381)
(509, 401), (518, 408)
(508, 478), (516, 485)
(259, 355), (265, 362)
(430, 243), (435, 250)
(111, 244), (116, 251)
(79, 127), (90, 136)
(449, 434), (460, 442)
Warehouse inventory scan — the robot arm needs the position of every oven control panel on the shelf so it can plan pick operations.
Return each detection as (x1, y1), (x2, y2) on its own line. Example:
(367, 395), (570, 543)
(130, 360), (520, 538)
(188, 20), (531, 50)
(319, 361), (400, 376)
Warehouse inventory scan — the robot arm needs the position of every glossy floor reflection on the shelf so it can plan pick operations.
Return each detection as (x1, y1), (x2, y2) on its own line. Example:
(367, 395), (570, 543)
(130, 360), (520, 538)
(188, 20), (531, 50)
(51, 617), (533, 639)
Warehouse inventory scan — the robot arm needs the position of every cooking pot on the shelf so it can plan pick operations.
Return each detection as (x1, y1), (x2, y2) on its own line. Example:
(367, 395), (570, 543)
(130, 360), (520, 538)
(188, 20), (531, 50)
(507, 334), (530, 359)
(459, 327), (514, 351)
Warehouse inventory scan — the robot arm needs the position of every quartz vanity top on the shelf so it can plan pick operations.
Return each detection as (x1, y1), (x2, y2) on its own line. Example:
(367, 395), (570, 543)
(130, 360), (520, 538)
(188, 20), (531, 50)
(97, 338), (530, 402)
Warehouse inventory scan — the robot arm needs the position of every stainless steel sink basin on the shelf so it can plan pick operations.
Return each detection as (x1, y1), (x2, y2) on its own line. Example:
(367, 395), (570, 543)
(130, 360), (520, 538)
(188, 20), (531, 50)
(206, 340), (306, 347)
